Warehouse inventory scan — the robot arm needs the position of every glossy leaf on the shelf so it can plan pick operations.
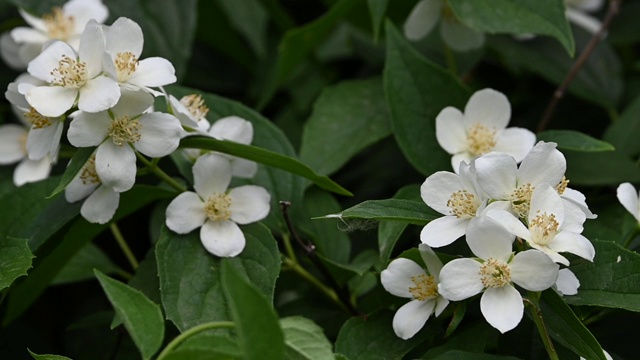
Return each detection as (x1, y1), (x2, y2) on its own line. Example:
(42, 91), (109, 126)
(537, 130), (614, 152)
(281, 316), (334, 360)
(95, 270), (165, 360)
(320, 199), (440, 226)
(0, 237), (33, 290)
(383, 21), (469, 176)
(604, 95), (640, 157)
(449, 0), (574, 55)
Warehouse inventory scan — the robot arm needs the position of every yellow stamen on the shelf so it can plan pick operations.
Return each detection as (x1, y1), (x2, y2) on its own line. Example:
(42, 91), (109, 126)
(510, 183), (535, 219)
(108, 116), (141, 146)
(479, 258), (511, 288)
(530, 212), (559, 246)
(43, 7), (74, 40)
(50, 55), (87, 88)
(80, 155), (100, 185)
(409, 273), (438, 301)
(114, 52), (139, 82)
(466, 123), (497, 156)
(204, 193), (232, 221)
(180, 94), (209, 121)
(447, 189), (478, 219)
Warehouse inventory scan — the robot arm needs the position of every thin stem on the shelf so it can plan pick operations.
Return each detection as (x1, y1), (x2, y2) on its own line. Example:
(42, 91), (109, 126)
(156, 321), (235, 360)
(281, 233), (298, 263)
(110, 223), (139, 270)
(135, 151), (187, 193)
(537, 0), (621, 132)
(525, 295), (559, 360)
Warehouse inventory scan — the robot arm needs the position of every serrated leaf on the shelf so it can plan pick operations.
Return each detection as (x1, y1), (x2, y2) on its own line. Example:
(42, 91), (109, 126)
(604, 95), (640, 157)
(156, 223), (280, 332)
(383, 21), (469, 176)
(537, 130), (614, 152)
(0, 237), (33, 290)
(48, 147), (94, 198)
(539, 289), (607, 360)
(95, 270), (164, 360)
(28, 350), (72, 360)
(280, 316), (334, 360)
(221, 260), (284, 360)
(565, 240), (640, 311)
(321, 199), (440, 226)
(449, 0), (574, 55)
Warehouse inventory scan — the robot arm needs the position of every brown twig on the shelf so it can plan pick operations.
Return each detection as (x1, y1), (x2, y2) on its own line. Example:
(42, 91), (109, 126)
(537, 0), (621, 133)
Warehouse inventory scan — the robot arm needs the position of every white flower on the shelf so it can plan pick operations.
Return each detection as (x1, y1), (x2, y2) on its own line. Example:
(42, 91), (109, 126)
(616, 182), (640, 223)
(67, 89), (183, 192)
(102, 17), (176, 94)
(207, 116), (258, 178)
(555, 268), (580, 296)
(488, 184), (595, 266)
(438, 216), (559, 333)
(435, 88), (536, 172)
(165, 153), (271, 257)
(168, 93), (211, 131)
(0, 123), (53, 186)
(404, 0), (484, 52)
(380, 244), (449, 340)
(2, 0), (108, 68)
(25, 20), (120, 117)
(566, 0), (605, 35)
(420, 161), (489, 247)
(65, 154), (120, 224)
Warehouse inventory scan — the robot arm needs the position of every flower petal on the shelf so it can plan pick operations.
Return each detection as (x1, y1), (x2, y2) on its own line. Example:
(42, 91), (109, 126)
(27, 41), (76, 83)
(465, 216), (514, 261)
(510, 250), (559, 291)
(26, 120), (63, 161)
(209, 116), (253, 144)
(381, 258), (425, 298)
(403, 0), (443, 41)
(67, 111), (110, 147)
(200, 219), (246, 257)
(616, 182), (639, 222)
(421, 171), (465, 215)
(65, 0), (110, 33)
(463, 88), (510, 131)
(419, 244), (443, 279)
(434, 296), (450, 316)
(26, 86), (77, 117)
(95, 141), (136, 192)
(230, 158), (258, 178)
(529, 184), (565, 226)
(493, 127), (536, 163)
(0, 124), (27, 164)
(474, 152), (517, 199)
(517, 141), (566, 188)
(14, 157), (51, 186)
(480, 286), (523, 333)
(486, 209), (531, 241)
(555, 268), (580, 296)
(128, 57), (177, 87)
(193, 153), (232, 198)
(440, 18), (485, 52)
(81, 185), (120, 224)
(106, 17), (144, 57)
(136, 112), (182, 157)
(78, 20), (106, 77)
(229, 185), (271, 224)
(77, 76), (121, 113)
(549, 231), (595, 262)
(437, 258), (483, 301)
(392, 299), (435, 340)
(435, 106), (467, 155)
(65, 169), (98, 203)
(420, 215), (467, 248)
(165, 191), (207, 234)
(566, 7), (602, 35)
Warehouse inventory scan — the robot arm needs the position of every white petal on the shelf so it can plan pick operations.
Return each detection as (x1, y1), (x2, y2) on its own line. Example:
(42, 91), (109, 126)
(440, 19), (485, 52)
(78, 20), (106, 78)
(65, 0), (110, 32)
(27, 41), (75, 82)
(9, 27), (48, 45)
(136, 113), (182, 157)
(95, 141), (136, 192)
(381, 258), (426, 298)
(67, 111), (110, 147)
(106, 17), (144, 57)
(165, 192), (207, 234)
(561, 199), (587, 233)
(555, 268), (580, 296)
(111, 88), (154, 116)
(420, 216), (468, 248)
(26, 120), (63, 161)
(435, 107), (467, 155)
(17, 9), (47, 32)
(474, 152), (517, 200)
(434, 296), (450, 316)
(0, 124), (27, 164)
(200, 220), (246, 257)
(510, 250), (559, 291)
(529, 184), (565, 225)
(530, 242), (570, 266)
(465, 216), (514, 261)
(493, 127), (536, 163)
(419, 244), (444, 279)
(14, 157), (51, 186)
(1, 33), (28, 70)
(229, 185), (271, 224)
(562, 188), (597, 219)
(566, 8), (602, 35)
(193, 153), (232, 198)
(65, 168), (98, 203)
(451, 152), (472, 173)
(26, 86), (77, 117)
(517, 141), (566, 188)
(549, 231), (595, 262)
(392, 299), (435, 340)
(77, 76), (120, 113)
(486, 209), (531, 241)
(617, 182), (640, 222)
(403, 0), (443, 41)
(230, 158), (258, 178)
(209, 116), (253, 144)
(480, 286), (523, 333)
(81, 185), (120, 224)
(128, 57), (177, 87)
(463, 88), (510, 131)
(437, 258), (483, 301)
(421, 171), (466, 215)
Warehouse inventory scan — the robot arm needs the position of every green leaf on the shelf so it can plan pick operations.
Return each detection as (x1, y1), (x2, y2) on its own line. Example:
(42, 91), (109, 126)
(539, 289), (607, 360)
(565, 240), (640, 311)
(280, 316), (334, 360)
(156, 223), (280, 332)
(537, 130), (614, 152)
(299, 77), (391, 177)
(221, 260), (284, 360)
(180, 136), (352, 196)
(0, 237), (33, 290)
(379, 184), (420, 264)
(165, 333), (241, 360)
(448, 0), (574, 55)
(106, 0), (198, 79)
(52, 243), (123, 285)
(48, 147), (94, 198)
(367, 0), (388, 42)
(604, 95), (640, 157)
(383, 21), (469, 176)
(564, 149), (640, 186)
(216, 0), (268, 58)
(95, 270), (164, 360)
(317, 253), (371, 287)
(320, 199), (440, 226)
(335, 311), (423, 360)
(28, 350), (72, 360)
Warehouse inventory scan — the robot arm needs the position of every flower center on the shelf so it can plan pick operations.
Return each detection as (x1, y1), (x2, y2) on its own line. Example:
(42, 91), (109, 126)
(80, 155), (100, 185)
(114, 52), (139, 82)
(108, 116), (141, 146)
(180, 94), (209, 121)
(529, 212), (559, 246)
(466, 123), (497, 156)
(43, 7), (74, 40)
(447, 189), (478, 218)
(24, 107), (52, 129)
(50, 55), (87, 88)
(409, 273), (438, 301)
(555, 176), (569, 195)
(204, 193), (232, 221)
(510, 183), (534, 219)
(479, 258), (511, 288)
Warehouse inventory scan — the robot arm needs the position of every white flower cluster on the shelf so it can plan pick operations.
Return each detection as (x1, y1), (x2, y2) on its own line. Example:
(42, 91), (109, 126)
(0, 0), (271, 258)
(382, 89), (597, 338)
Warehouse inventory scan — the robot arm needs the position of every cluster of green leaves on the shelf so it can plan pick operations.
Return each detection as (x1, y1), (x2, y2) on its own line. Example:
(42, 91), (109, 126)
(1, 0), (640, 359)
